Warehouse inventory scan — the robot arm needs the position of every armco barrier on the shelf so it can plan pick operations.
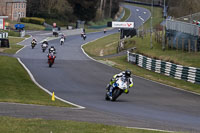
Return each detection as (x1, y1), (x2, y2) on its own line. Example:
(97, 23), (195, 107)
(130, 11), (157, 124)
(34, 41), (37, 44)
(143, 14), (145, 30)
(127, 51), (200, 85)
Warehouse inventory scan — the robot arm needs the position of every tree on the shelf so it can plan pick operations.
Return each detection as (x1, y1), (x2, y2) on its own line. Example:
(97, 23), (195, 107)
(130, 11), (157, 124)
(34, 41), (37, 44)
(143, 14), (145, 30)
(68, 0), (99, 21)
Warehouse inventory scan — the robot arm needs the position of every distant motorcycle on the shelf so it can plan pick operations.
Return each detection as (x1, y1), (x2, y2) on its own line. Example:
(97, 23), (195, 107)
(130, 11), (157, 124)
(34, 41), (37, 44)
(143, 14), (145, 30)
(41, 43), (48, 52)
(60, 38), (65, 45)
(105, 77), (129, 101)
(83, 34), (86, 40)
(48, 53), (56, 67)
(31, 41), (37, 49)
(104, 29), (106, 34)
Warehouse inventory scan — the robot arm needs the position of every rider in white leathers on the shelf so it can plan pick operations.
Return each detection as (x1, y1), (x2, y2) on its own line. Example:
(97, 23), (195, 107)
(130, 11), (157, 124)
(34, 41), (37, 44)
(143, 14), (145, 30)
(108, 70), (133, 98)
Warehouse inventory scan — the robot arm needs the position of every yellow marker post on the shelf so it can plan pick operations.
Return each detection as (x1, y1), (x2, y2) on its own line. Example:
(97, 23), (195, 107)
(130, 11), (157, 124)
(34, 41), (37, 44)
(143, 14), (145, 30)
(52, 92), (55, 101)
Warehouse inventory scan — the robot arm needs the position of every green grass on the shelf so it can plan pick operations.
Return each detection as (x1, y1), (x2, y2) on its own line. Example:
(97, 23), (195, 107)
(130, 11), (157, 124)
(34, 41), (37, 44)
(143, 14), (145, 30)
(5, 20), (45, 31)
(5, 30), (20, 37)
(0, 116), (179, 133)
(120, 7), (131, 22)
(3, 44), (23, 54)
(126, 34), (200, 67)
(21, 22), (45, 30)
(87, 18), (112, 27)
(0, 56), (72, 107)
(83, 33), (119, 57)
(2, 37), (24, 54)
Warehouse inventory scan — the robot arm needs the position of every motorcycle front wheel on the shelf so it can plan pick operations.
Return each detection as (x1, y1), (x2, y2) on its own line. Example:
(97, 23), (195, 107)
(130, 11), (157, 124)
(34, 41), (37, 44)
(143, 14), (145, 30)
(111, 89), (123, 101)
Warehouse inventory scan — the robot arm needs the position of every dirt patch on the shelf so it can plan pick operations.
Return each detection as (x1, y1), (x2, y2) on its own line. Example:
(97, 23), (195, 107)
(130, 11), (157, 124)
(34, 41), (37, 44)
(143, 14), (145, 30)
(0, 48), (5, 52)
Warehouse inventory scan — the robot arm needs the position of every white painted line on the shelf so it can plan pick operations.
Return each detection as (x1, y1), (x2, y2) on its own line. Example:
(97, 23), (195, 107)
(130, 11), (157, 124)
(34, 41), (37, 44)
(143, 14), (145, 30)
(38, 32), (52, 36)
(81, 36), (109, 62)
(0, 102), (79, 109)
(40, 37), (60, 43)
(127, 127), (174, 133)
(15, 45), (27, 54)
(15, 34), (32, 54)
(17, 58), (85, 109)
(17, 34), (32, 45)
(144, 11), (146, 14)
(139, 16), (144, 22)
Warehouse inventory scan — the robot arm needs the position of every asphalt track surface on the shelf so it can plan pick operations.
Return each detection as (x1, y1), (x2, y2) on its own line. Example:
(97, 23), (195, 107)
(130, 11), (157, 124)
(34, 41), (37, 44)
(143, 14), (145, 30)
(1, 4), (200, 133)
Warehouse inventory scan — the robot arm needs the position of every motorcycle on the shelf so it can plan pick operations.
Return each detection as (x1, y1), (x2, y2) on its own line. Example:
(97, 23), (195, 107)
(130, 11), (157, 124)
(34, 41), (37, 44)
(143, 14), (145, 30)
(31, 41), (37, 49)
(48, 53), (56, 67)
(60, 38), (65, 45)
(104, 29), (106, 34)
(83, 34), (86, 40)
(105, 77), (128, 101)
(41, 43), (48, 52)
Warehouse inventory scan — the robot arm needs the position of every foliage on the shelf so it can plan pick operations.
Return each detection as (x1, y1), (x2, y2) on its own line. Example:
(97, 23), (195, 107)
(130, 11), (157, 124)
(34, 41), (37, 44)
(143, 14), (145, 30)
(20, 17), (45, 25)
(5, 30), (20, 37)
(26, 0), (122, 24)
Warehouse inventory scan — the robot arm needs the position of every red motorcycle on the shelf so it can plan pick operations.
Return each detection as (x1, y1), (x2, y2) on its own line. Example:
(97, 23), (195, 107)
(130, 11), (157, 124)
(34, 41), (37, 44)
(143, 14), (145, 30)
(48, 53), (56, 67)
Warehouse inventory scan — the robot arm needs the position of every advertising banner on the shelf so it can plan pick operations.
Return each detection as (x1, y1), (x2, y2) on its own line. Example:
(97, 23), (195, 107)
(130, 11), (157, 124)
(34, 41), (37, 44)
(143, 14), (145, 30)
(112, 21), (134, 28)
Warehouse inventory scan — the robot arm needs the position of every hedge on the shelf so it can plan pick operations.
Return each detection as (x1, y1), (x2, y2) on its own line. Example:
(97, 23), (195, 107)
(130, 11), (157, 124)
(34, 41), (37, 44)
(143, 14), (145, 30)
(20, 17), (45, 25)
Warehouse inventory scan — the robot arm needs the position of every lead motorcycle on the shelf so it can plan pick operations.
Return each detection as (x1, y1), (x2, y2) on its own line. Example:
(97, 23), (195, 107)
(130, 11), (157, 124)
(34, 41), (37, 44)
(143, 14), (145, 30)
(105, 76), (129, 101)
(31, 41), (37, 49)
(48, 52), (56, 67)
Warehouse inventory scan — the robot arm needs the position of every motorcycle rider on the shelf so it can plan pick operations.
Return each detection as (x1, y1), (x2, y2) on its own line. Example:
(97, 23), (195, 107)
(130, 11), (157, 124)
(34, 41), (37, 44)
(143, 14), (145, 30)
(82, 33), (86, 40)
(60, 36), (65, 45)
(31, 38), (37, 45)
(48, 46), (56, 54)
(61, 34), (66, 40)
(107, 70), (133, 98)
(42, 39), (48, 45)
(32, 38), (37, 43)
(104, 29), (107, 34)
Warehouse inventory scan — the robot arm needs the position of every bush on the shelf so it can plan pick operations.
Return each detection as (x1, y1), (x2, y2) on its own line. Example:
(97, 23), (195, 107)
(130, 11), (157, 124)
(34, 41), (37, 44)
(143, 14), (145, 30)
(30, 17), (45, 25)
(5, 30), (20, 37)
(20, 17), (45, 25)
(20, 17), (30, 23)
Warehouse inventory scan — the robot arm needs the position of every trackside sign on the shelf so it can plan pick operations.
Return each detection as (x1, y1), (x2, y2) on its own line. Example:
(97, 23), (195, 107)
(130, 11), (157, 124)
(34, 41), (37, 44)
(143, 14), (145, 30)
(112, 22), (134, 28)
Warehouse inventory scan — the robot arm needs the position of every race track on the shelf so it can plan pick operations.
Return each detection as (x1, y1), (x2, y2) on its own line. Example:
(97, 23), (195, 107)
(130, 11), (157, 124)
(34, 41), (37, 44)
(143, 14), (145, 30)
(3, 4), (200, 133)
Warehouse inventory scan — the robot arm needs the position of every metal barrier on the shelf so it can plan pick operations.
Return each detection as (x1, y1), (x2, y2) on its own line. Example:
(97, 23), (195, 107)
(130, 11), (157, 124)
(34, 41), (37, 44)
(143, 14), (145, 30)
(166, 20), (199, 36)
(127, 51), (200, 84)
(0, 32), (8, 39)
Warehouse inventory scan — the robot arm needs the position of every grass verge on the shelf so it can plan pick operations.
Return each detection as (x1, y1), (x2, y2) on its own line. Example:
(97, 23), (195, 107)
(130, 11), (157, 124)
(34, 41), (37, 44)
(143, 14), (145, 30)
(125, 34), (200, 67)
(0, 56), (72, 107)
(2, 37), (24, 54)
(83, 33), (119, 57)
(120, 7), (131, 22)
(0, 37), (73, 107)
(0, 116), (179, 133)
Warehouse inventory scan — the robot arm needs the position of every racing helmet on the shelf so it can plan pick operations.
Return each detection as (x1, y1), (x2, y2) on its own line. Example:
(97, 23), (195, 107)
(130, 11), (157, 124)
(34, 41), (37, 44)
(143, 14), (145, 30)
(125, 70), (131, 77)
